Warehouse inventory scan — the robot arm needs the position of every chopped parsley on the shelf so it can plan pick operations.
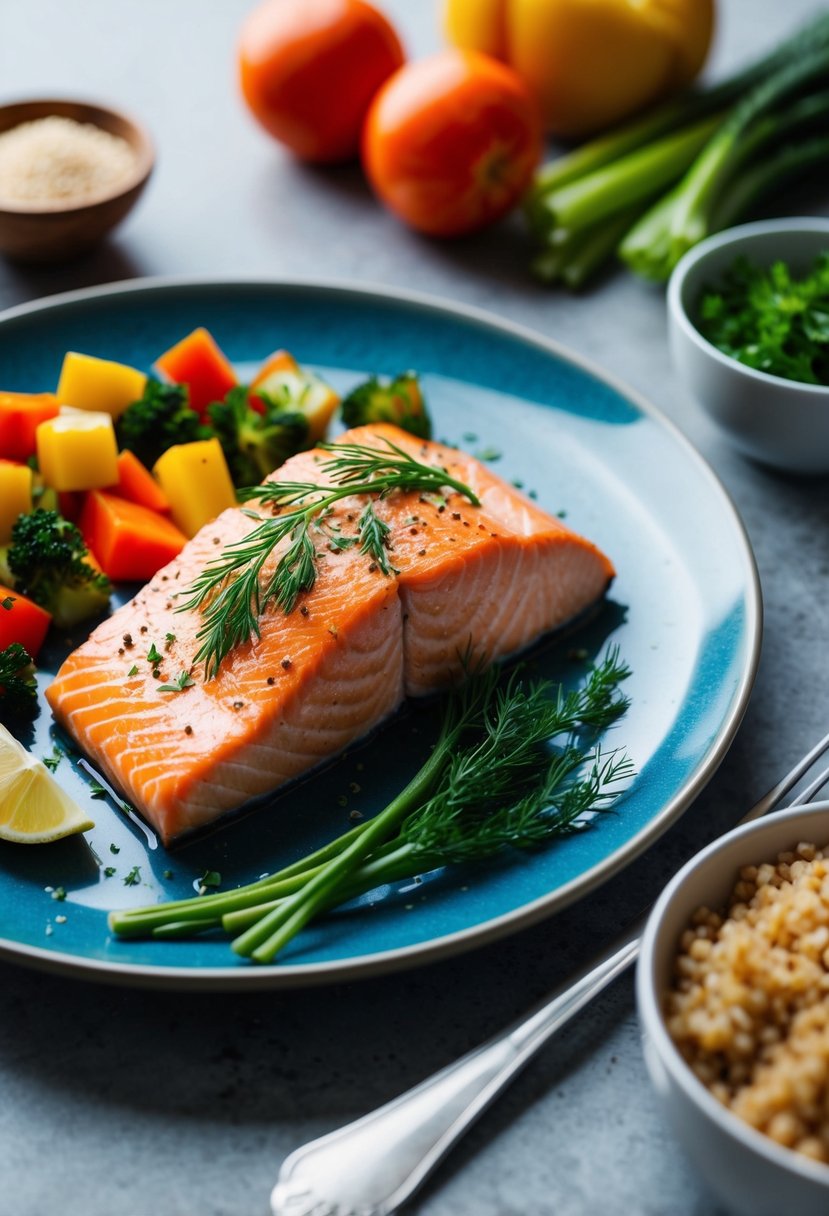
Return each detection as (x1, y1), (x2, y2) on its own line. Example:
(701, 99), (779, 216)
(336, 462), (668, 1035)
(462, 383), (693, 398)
(698, 253), (829, 386)
(123, 865), (142, 887)
(146, 642), (163, 665)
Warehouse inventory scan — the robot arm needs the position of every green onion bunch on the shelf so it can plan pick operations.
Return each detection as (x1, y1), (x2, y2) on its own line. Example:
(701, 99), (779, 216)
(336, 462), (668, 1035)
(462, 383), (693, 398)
(526, 13), (829, 288)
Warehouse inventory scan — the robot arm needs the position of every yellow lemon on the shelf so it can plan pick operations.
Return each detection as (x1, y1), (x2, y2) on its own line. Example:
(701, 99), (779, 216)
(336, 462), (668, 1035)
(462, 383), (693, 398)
(0, 724), (94, 844)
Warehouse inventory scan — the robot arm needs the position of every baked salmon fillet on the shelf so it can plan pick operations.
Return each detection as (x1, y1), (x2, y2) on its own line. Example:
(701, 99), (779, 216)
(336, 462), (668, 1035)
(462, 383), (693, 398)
(46, 424), (615, 843)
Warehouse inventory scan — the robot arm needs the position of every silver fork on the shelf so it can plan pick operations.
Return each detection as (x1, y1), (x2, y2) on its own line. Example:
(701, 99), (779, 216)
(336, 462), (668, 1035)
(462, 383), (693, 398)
(270, 733), (829, 1216)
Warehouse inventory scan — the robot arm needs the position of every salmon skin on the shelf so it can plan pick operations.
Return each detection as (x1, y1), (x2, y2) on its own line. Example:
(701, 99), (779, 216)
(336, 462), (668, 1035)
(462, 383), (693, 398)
(46, 425), (615, 844)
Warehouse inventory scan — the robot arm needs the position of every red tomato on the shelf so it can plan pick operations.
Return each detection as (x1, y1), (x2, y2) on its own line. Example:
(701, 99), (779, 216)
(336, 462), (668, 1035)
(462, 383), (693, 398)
(362, 49), (542, 237)
(238, 0), (405, 164)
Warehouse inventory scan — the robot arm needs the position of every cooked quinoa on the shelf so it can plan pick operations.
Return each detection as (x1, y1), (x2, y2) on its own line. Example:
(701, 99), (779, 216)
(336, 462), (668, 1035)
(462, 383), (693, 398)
(666, 841), (829, 1165)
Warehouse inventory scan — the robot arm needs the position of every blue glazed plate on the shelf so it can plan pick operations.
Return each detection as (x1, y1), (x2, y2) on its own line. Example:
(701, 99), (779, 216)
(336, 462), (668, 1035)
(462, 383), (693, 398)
(0, 278), (761, 989)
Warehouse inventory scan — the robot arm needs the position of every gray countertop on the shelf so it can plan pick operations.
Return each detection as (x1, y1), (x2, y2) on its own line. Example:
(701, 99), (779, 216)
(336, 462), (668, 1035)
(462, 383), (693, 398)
(1, 3), (828, 1214)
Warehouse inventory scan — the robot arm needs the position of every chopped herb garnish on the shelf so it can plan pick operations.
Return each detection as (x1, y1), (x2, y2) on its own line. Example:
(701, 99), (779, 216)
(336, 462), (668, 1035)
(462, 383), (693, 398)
(123, 865), (142, 887)
(127, 664), (139, 677)
(157, 671), (196, 693)
(1, 596), (14, 611)
(88, 780), (107, 799)
(110, 843), (121, 854)
(475, 446), (502, 462)
(104, 867), (116, 878)
(42, 746), (63, 773)
(146, 643), (163, 665)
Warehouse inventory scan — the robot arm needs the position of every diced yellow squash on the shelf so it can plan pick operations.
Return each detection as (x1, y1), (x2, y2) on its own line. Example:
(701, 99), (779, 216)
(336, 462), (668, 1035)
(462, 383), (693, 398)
(0, 462), (33, 544)
(57, 352), (147, 420)
(250, 352), (340, 444)
(153, 438), (236, 537)
(36, 410), (119, 492)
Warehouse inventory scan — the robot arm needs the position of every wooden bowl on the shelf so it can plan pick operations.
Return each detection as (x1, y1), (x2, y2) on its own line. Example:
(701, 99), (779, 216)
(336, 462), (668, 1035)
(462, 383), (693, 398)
(0, 98), (154, 263)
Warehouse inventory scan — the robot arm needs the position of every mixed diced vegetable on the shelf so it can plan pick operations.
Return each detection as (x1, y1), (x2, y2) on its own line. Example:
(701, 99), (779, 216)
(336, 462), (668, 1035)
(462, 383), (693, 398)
(0, 325), (433, 718)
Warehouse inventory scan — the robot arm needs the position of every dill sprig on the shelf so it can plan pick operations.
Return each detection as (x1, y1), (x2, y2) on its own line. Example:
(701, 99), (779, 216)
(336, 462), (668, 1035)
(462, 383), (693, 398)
(178, 438), (479, 679)
(110, 650), (634, 962)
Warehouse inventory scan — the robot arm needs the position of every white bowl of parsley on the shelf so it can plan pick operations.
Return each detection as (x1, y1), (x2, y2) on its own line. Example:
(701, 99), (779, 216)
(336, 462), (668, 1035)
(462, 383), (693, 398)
(668, 217), (829, 474)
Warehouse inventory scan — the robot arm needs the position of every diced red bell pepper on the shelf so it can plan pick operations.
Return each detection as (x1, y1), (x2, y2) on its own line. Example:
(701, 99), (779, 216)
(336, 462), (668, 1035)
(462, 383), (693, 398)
(0, 583), (52, 659)
(0, 392), (59, 461)
(155, 328), (238, 419)
(110, 449), (170, 514)
(80, 491), (187, 583)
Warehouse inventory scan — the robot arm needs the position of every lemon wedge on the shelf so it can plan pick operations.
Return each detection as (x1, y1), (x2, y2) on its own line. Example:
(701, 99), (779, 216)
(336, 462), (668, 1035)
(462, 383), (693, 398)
(0, 723), (94, 844)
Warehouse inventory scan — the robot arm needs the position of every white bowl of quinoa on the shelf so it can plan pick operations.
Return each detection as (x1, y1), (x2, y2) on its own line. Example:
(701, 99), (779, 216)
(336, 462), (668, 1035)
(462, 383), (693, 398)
(637, 801), (829, 1216)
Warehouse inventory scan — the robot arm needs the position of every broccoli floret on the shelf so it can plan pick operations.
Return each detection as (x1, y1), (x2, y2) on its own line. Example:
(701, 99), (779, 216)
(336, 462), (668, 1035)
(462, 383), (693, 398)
(208, 386), (309, 487)
(8, 511), (111, 630)
(0, 642), (38, 724)
(116, 379), (209, 469)
(340, 372), (432, 439)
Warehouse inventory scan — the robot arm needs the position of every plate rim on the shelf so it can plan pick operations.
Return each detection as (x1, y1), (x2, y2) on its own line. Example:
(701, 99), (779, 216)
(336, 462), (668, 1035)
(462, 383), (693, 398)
(0, 273), (763, 990)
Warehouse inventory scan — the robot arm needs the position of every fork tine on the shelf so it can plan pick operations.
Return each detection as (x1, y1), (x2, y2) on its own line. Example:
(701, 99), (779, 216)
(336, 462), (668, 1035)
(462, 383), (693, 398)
(740, 728), (829, 825)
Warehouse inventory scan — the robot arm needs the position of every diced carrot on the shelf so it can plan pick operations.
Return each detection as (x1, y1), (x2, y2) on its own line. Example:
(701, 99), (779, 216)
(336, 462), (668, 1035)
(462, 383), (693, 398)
(0, 392), (59, 461)
(111, 449), (170, 514)
(79, 491), (187, 583)
(0, 583), (52, 659)
(155, 328), (238, 418)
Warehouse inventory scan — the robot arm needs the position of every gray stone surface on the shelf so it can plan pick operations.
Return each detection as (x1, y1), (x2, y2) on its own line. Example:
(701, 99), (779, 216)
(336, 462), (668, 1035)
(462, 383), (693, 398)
(1, 2), (828, 1214)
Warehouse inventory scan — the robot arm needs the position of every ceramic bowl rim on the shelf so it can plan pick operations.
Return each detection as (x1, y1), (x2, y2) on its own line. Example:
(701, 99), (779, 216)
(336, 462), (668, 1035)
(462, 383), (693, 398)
(637, 799), (829, 1189)
(0, 95), (154, 217)
(667, 217), (829, 399)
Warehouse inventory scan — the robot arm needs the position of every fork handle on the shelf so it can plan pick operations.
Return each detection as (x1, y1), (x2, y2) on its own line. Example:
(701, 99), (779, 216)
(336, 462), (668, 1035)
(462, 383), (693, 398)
(271, 920), (643, 1216)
